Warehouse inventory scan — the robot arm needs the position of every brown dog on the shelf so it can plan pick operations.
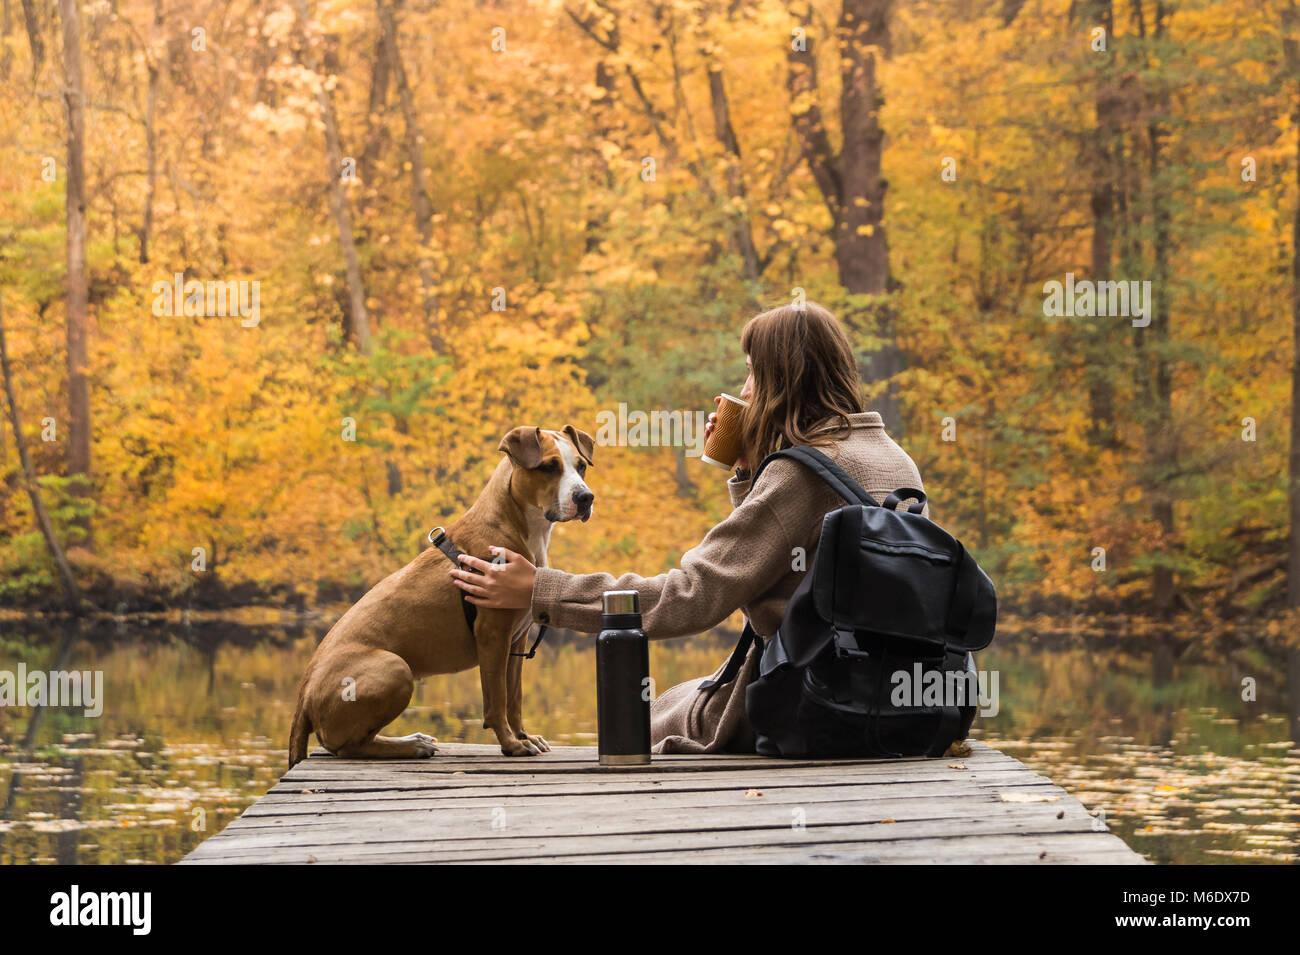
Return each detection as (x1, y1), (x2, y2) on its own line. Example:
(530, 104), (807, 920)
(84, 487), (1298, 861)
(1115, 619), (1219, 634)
(287, 425), (595, 767)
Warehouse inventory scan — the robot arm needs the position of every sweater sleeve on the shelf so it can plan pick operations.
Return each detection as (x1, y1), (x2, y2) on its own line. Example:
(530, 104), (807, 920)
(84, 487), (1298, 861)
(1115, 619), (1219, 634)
(726, 470), (753, 508)
(530, 475), (801, 637)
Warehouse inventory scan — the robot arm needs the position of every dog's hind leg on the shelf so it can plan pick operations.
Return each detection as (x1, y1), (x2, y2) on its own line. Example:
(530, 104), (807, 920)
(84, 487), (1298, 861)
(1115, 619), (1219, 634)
(335, 733), (438, 758)
(313, 649), (437, 759)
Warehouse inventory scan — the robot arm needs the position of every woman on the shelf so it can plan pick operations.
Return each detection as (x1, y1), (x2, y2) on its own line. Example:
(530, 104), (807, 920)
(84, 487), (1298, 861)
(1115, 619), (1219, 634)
(449, 301), (929, 753)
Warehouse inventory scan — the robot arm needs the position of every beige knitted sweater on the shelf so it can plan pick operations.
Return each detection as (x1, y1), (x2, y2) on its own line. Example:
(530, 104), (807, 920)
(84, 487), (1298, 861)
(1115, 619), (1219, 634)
(530, 411), (929, 640)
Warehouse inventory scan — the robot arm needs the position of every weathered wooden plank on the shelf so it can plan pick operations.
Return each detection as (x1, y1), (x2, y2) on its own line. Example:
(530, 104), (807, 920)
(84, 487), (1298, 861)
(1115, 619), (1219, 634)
(179, 741), (1146, 865)
(288, 742), (1016, 776)
(183, 797), (1103, 859)
(246, 770), (1058, 811)
(239, 776), (1062, 820)
(181, 815), (1139, 865)
(469, 833), (1148, 866)
(263, 770), (1040, 802)
(267, 769), (1032, 793)
(200, 790), (1088, 847)
(276, 764), (992, 783)
(304, 742), (982, 764)
(270, 754), (1030, 795)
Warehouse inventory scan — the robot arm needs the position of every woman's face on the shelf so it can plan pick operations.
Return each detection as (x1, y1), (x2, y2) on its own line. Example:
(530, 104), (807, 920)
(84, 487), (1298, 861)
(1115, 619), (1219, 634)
(741, 355), (754, 402)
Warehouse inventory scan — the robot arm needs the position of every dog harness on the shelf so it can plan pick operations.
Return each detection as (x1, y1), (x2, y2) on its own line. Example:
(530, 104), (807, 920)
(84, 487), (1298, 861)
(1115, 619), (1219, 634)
(428, 527), (548, 659)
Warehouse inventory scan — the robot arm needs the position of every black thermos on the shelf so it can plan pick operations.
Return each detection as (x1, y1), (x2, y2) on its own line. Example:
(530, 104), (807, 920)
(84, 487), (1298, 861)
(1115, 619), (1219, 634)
(596, 590), (651, 766)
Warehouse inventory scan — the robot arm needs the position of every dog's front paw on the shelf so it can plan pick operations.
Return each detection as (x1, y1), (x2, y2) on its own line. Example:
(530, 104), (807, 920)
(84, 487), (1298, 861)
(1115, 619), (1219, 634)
(500, 736), (542, 757)
(518, 733), (550, 753)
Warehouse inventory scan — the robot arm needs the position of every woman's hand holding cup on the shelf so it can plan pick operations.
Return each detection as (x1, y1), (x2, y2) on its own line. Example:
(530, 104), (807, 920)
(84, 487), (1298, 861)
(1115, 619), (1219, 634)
(703, 394), (748, 472)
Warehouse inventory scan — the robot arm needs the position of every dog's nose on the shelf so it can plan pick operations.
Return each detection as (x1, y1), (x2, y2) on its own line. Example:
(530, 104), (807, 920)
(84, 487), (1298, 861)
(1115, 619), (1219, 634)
(574, 488), (594, 508)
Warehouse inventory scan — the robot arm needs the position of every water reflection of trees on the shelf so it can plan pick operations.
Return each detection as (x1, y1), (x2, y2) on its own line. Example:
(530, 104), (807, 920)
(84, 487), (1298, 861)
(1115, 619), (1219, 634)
(0, 620), (1294, 865)
(978, 641), (1296, 753)
(1, 620), (1295, 753)
(1289, 649), (1300, 744)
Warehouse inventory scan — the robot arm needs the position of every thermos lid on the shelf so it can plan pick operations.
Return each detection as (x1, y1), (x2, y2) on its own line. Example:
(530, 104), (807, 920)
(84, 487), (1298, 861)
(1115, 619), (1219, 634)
(602, 590), (639, 615)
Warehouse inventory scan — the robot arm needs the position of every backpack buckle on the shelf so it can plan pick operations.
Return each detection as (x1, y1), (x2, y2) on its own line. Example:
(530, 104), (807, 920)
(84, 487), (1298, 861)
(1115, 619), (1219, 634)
(833, 626), (869, 660)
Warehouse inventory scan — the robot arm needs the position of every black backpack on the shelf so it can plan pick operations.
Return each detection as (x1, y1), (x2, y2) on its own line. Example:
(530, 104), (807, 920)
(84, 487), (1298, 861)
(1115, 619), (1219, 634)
(700, 445), (997, 758)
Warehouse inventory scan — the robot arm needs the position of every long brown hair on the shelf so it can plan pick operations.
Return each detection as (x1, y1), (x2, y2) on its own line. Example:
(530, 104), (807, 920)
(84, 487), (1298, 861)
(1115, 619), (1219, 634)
(739, 302), (864, 466)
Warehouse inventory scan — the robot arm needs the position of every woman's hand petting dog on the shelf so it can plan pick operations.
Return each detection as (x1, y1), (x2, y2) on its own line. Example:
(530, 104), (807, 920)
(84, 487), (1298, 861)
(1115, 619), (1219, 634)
(450, 547), (537, 609)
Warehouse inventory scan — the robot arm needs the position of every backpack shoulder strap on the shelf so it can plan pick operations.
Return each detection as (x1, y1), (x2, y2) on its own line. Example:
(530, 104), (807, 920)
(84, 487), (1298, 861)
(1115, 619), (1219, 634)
(750, 445), (881, 508)
(698, 621), (760, 694)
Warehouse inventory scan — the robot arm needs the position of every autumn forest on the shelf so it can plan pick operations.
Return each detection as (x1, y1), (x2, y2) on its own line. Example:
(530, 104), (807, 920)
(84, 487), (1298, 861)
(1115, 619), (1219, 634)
(1, 0), (1298, 651)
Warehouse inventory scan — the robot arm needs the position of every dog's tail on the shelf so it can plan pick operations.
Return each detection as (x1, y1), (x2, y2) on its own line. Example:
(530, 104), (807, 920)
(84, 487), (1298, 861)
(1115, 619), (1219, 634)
(288, 681), (313, 770)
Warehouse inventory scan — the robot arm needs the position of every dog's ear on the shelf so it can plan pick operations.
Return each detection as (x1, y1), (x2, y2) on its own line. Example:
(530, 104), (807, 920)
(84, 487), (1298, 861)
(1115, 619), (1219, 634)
(563, 424), (595, 466)
(499, 426), (545, 468)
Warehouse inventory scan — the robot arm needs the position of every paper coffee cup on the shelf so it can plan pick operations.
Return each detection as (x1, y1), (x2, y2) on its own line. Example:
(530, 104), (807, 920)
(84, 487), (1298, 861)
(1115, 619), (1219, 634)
(701, 393), (748, 470)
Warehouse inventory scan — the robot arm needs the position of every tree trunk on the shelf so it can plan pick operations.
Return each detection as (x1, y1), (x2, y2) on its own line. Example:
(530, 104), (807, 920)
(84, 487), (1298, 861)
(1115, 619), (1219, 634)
(1285, 3), (1300, 611)
(20, 0), (41, 78)
(377, 0), (445, 353)
(2, 0), (13, 79)
(1137, 1), (1176, 616)
(59, 0), (92, 547)
(584, 58), (617, 254)
(836, 0), (891, 300)
(139, 0), (161, 264)
(351, 25), (390, 342)
(1080, 0), (1121, 447)
(295, 0), (371, 352)
(357, 25), (390, 213)
(787, 0), (901, 432)
(838, 0), (899, 432)
(705, 60), (761, 286)
(672, 444), (696, 498)
(0, 295), (83, 612)
(785, 4), (841, 226)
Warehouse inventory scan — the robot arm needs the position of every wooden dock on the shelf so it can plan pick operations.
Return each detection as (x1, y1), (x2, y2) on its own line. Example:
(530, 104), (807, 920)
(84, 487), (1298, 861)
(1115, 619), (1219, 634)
(179, 741), (1146, 864)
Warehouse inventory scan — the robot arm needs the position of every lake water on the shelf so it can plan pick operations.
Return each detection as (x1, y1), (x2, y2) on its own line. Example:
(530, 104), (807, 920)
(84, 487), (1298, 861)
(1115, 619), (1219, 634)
(1, 615), (1296, 865)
